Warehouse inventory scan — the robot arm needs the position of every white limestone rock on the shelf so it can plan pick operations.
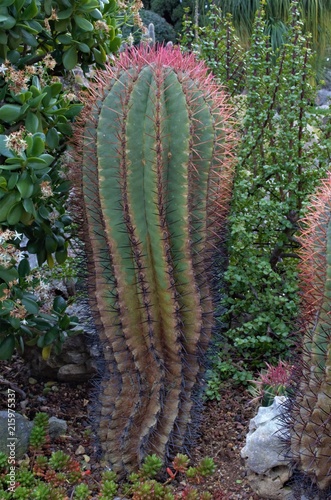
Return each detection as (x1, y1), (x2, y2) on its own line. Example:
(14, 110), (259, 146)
(241, 396), (292, 499)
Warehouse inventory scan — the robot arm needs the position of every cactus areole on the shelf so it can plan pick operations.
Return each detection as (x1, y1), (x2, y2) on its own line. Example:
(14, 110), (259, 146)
(290, 175), (331, 491)
(74, 46), (234, 474)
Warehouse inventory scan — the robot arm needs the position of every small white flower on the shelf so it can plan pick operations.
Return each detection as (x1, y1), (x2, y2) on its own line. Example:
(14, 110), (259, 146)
(13, 231), (23, 240)
(0, 64), (8, 76)
(127, 34), (134, 46)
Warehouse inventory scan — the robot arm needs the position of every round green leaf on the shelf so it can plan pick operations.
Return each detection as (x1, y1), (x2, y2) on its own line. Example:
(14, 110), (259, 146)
(0, 266), (19, 284)
(7, 173), (18, 190)
(45, 235), (58, 253)
(50, 82), (63, 97)
(17, 171), (34, 198)
(0, 176), (7, 190)
(0, 191), (21, 222)
(37, 247), (46, 265)
(20, 0), (39, 21)
(7, 202), (24, 225)
(25, 110), (40, 133)
(18, 258), (30, 277)
(0, 104), (22, 123)
(57, 34), (72, 44)
(56, 122), (72, 135)
(59, 314), (71, 329)
(0, 335), (15, 360)
(90, 8), (102, 20)
(74, 15), (93, 31)
(46, 128), (59, 149)
(44, 327), (59, 346)
(108, 36), (121, 53)
(21, 296), (39, 315)
(22, 197), (35, 215)
(38, 205), (50, 219)
(57, 7), (73, 19)
(0, 1), (16, 7)
(77, 42), (90, 53)
(63, 46), (78, 70)
(0, 15), (16, 30)
(37, 334), (45, 348)
(55, 248), (68, 264)
(53, 295), (67, 314)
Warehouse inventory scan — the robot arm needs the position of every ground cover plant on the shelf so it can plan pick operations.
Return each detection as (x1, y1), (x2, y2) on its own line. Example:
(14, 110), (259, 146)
(0, 412), (216, 499)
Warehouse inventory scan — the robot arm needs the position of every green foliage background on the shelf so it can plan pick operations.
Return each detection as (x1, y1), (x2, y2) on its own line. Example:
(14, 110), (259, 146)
(181, 1), (331, 395)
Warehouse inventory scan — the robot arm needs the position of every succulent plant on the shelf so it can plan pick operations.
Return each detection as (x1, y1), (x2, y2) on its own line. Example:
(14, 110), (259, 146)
(289, 174), (331, 490)
(73, 45), (234, 474)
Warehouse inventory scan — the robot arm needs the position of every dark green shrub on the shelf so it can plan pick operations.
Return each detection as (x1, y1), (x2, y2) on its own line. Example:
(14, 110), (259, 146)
(122, 9), (177, 44)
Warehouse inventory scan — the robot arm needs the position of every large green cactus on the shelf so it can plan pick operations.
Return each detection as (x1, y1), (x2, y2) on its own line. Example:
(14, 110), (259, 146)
(74, 45), (234, 474)
(290, 175), (331, 490)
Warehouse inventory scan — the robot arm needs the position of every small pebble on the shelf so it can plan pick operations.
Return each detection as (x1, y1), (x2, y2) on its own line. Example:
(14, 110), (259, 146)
(75, 445), (85, 455)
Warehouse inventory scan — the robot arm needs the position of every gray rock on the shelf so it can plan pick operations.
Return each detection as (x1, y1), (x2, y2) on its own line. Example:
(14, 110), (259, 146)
(57, 363), (91, 382)
(0, 411), (33, 459)
(48, 416), (67, 439)
(316, 89), (331, 106)
(241, 396), (292, 499)
(23, 333), (99, 382)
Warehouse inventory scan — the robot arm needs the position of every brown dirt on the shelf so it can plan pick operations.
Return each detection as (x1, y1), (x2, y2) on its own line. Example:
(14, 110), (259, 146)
(0, 356), (259, 499)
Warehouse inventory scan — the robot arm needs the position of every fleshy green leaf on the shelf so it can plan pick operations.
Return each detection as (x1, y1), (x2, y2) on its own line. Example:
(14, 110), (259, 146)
(0, 104), (22, 123)
(0, 335), (15, 360)
(74, 15), (93, 31)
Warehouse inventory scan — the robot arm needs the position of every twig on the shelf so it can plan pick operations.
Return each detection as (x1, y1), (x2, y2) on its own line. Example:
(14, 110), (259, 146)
(0, 376), (27, 399)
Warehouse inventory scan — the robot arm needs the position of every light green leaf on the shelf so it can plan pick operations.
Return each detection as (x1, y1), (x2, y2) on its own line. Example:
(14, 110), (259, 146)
(0, 104), (22, 123)
(63, 46), (78, 70)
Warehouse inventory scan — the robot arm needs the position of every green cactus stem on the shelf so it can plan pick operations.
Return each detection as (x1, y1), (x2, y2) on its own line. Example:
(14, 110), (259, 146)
(73, 45), (234, 475)
(290, 175), (331, 490)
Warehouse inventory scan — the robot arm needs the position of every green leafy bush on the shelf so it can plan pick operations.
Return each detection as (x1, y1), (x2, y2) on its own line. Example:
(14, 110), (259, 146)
(0, 0), (125, 359)
(0, 0), (122, 72)
(221, 2), (331, 374)
(182, 1), (331, 392)
(122, 9), (177, 45)
(0, 227), (80, 360)
(180, 5), (246, 95)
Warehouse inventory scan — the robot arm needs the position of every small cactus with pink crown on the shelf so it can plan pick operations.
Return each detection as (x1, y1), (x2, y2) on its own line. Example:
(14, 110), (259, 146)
(289, 174), (331, 491)
(73, 45), (234, 475)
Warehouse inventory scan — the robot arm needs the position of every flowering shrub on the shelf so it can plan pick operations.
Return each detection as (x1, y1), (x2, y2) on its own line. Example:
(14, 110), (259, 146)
(182, 1), (331, 393)
(0, 228), (80, 360)
(0, 58), (82, 263)
(0, 0), (130, 360)
(0, 54), (83, 359)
